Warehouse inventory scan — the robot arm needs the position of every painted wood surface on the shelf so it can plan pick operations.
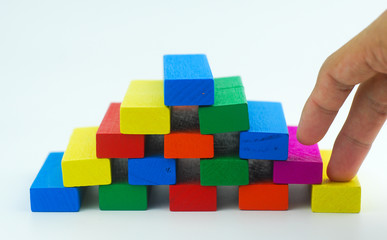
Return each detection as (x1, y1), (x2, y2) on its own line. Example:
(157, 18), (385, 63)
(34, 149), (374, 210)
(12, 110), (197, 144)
(120, 80), (170, 134)
(199, 76), (249, 134)
(164, 54), (214, 106)
(30, 152), (82, 212)
(273, 126), (323, 184)
(311, 150), (361, 213)
(62, 127), (111, 187)
(97, 103), (145, 158)
(239, 101), (288, 160)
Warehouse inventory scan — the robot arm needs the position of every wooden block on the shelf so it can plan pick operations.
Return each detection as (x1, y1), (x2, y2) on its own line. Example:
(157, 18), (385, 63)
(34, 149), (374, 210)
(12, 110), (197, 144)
(176, 158), (200, 184)
(273, 126), (323, 184)
(239, 101), (288, 160)
(239, 182), (288, 210)
(200, 156), (249, 186)
(249, 159), (273, 183)
(164, 54), (214, 106)
(171, 106), (200, 132)
(199, 76), (249, 134)
(214, 132), (240, 156)
(169, 184), (217, 211)
(97, 103), (145, 158)
(120, 80), (170, 134)
(164, 130), (214, 158)
(62, 127), (111, 187)
(311, 150), (361, 213)
(30, 152), (82, 212)
(145, 135), (164, 156)
(128, 155), (176, 185)
(99, 183), (148, 210)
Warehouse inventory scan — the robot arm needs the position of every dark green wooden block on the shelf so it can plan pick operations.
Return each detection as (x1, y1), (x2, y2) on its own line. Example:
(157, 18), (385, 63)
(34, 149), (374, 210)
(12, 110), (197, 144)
(99, 182), (148, 210)
(199, 76), (249, 134)
(200, 156), (249, 186)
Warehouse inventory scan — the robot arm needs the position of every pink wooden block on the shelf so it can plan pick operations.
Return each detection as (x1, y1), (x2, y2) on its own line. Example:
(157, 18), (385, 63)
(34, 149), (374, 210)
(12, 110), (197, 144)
(273, 126), (323, 184)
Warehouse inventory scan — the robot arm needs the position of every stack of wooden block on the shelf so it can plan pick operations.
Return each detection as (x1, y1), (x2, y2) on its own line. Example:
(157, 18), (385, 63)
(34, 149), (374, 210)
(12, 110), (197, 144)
(30, 54), (361, 213)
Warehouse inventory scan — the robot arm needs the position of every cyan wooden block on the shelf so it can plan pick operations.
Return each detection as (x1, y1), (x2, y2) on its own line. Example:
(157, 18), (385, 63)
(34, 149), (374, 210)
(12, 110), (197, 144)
(30, 152), (82, 212)
(239, 101), (288, 160)
(128, 155), (176, 185)
(164, 54), (214, 106)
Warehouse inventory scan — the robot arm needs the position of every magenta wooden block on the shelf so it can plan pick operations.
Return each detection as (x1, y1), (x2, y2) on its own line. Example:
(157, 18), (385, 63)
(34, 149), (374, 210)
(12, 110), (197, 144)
(273, 126), (323, 184)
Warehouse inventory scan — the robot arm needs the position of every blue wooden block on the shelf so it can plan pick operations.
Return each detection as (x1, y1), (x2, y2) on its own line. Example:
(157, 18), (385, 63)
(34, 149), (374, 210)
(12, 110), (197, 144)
(30, 152), (82, 212)
(128, 155), (176, 185)
(164, 54), (214, 106)
(239, 101), (289, 160)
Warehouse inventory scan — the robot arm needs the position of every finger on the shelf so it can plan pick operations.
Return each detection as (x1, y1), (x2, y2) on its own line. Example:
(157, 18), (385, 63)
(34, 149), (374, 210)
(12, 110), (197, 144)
(297, 11), (387, 145)
(327, 75), (387, 181)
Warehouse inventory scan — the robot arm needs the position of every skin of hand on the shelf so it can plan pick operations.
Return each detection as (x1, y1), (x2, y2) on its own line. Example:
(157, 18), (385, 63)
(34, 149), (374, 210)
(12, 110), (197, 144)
(297, 10), (387, 182)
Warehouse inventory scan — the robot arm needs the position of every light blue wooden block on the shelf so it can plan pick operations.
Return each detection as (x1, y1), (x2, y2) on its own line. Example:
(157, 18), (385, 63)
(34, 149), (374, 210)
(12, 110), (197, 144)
(239, 101), (289, 160)
(164, 54), (214, 106)
(128, 155), (176, 185)
(30, 152), (82, 212)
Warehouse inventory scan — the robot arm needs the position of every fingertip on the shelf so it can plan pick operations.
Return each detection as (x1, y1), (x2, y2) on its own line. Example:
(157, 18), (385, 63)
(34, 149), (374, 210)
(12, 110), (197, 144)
(296, 124), (319, 145)
(327, 162), (356, 182)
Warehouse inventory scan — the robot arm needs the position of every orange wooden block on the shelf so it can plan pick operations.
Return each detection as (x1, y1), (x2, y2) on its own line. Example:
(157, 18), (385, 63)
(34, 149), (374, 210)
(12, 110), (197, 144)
(164, 131), (214, 158)
(239, 182), (288, 210)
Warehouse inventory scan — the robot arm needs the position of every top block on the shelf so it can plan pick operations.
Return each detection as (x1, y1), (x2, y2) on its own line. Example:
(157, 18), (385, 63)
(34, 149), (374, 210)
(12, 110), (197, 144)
(120, 80), (170, 134)
(163, 54), (214, 106)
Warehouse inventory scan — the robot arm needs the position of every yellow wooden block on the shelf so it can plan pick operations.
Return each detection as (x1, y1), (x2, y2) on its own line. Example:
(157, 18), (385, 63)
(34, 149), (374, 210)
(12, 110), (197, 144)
(311, 150), (361, 213)
(62, 127), (111, 187)
(120, 80), (170, 134)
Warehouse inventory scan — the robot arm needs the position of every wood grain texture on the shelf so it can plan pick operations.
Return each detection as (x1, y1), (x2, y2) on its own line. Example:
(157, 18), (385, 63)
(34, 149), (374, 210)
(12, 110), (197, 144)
(169, 183), (217, 211)
(97, 103), (145, 158)
(145, 135), (164, 156)
(239, 182), (288, 210)
(164, 130), (214, 158)
(249, 159), (273, 183)
(200, 156), (249, 186)
(311, 150), (361, 213)
(30, 152), (82, 212)
(62, 127), (111, 187)
(164, 54), (214, 106)
(199, 76), (249, 134)
(128, 155), (176, 185)
(214, 132), (240, 156)
(273, 126), (323, 184)
(239, 101), (288, 160)
(176, 158), (200, 184)
(171, 106), (199, 132)
(120, 80), (170, 134)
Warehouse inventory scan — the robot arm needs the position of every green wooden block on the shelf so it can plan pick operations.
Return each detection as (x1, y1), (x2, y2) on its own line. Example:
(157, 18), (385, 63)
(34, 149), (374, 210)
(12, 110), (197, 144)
(99, 182), (148, 210)
(199, 76), (249, 134)
(200, 156), (249, 186)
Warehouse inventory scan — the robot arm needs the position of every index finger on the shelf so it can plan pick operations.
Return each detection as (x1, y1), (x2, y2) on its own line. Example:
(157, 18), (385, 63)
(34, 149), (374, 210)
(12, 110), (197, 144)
(297, 12), (386, 145)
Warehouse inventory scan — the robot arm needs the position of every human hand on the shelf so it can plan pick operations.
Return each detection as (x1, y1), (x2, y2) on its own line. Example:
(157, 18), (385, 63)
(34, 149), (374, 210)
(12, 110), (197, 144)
(297, 10), (387, 182)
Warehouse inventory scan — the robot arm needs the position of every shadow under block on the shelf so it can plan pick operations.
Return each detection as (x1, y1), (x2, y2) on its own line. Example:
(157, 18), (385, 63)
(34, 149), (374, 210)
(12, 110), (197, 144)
(120, 80), (170, 134)
(97, 103), (145, 158)
(199, 76), (249, 134)
(164, 131), (214, 158)
(311, 150), (361, 213)
(239, 101), (288, 160)
(128, 156), (176, 185)
(200, 156), (249, 186)
(169, 183), (217, 211)
(99, 183), (148, 210)
(30, 152), (82, 212)
(163, 54), (214, 106)
(239, 182), (288, 210)
(273, 126), (323, 184)
(62, 127), (111, 187)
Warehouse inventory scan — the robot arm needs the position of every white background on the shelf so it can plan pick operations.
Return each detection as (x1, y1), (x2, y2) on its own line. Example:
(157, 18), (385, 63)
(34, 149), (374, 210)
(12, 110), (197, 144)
(0, 0), (386, 239)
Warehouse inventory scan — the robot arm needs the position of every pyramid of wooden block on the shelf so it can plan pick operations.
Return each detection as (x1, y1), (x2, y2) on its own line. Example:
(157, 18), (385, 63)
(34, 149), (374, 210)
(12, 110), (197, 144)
(30, 53), (361, 213)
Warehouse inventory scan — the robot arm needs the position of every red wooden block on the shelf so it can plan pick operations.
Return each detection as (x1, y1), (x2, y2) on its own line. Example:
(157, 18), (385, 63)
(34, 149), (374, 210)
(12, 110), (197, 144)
(164, 131), (214, 158)
(239, 182), (288, 210)
(97, 103), (145, 158)
(169, 183), (217, 211)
